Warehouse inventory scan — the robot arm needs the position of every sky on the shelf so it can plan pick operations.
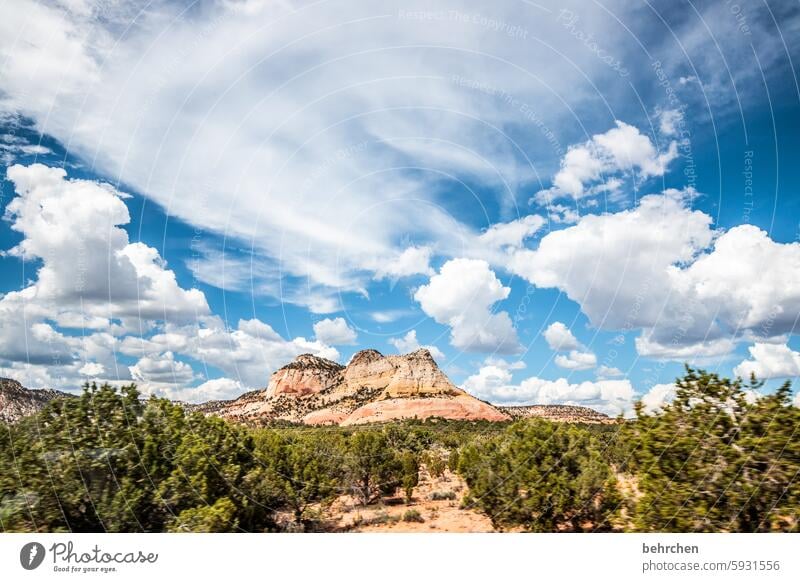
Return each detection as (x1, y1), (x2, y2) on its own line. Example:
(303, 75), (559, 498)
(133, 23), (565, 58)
(0, 0), (799, 415)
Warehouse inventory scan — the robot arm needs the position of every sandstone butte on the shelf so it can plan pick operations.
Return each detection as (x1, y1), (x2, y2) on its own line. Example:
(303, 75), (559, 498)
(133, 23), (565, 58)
(197, 348), (507, 425)
(194, 348), (615, 426)
(0, 350), (615, 426)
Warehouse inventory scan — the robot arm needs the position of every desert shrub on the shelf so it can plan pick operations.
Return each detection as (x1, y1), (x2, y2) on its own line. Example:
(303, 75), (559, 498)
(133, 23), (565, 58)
(344, 431), (403, 505)
(0, 384), (278, 532)
(167, 498), (238, 532)
(626, 368), (800, 532)
(458, 420), (619, 532)
(400, 451), (419, 503)
(402, 509), (425, 523)
(447, 448), (460, 472)
(423, 450), (447, 479)
(429, 490), (456, 501)
(252, 431), (344, 525)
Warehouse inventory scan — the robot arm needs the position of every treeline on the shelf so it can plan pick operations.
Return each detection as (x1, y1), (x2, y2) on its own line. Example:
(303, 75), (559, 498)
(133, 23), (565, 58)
(0, 384), (435, 532)
(1, 368), (799, 532)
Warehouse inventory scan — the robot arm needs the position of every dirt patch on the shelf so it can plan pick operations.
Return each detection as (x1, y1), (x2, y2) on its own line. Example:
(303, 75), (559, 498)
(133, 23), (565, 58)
(327, 468), (496, 533)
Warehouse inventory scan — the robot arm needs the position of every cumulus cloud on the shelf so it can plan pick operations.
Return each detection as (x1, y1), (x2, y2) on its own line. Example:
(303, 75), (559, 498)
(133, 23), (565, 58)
(129, 352), (196, 391)
(3, 164), (209, 327)
(117, 316), (340, 394)
(542, 321), (596, 370)
(0, 164), (340, 396)
(414, 258), (521, 354)
(313, 317), (358, 345)
(734, 343), (800, 379)
(534, 121), (678, 202)
(554, 350), (597, 371)
(511, 190), (800, 359)
(462, 364), (634, 416)
(543, 321), (581, 351)
(168, 377), (247, 404)
(388, 330), (445, 360)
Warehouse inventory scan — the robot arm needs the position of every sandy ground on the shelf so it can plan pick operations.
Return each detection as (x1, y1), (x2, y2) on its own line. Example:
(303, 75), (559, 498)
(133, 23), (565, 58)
(327, 468), (496, 533)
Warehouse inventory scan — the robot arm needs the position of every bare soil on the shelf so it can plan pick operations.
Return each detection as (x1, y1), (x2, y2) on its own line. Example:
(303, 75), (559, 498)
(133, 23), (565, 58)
(327, 468), (496, 533)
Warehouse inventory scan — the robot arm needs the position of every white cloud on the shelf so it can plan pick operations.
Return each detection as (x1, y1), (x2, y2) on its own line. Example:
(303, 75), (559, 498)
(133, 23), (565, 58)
(511, 190), (713, 337)
(543, 321), (581, 351)
(0, 0), (620, 304)
(477, 215), (545, 250)
(734, 343), (800, 379)
(635, 334), (736, 360)
(313, 317), (358, 345)
(0, 0), (790, 309)
(554, 350), (597, 370)
(373, 246), (434, 280)
(187, 318), (340, 388)
(462, 364), (634, 416)
(511, 190), (800, 359)
(169, 377), (247, 404)
(0, 164), (341, 396)
(79, 362), (105, 377)
(547, 204), (580, 225)
(596, 365), (624, 378)
(388, 330), (445, 361)
(129, 351), (196, 391)
(414, 258), (521, 354)
(369, 310), (412, 324)
(657, 108), (683, 137)
(534, 121), (678, 202)
(3, 164), (209, 327)
(483, 356), (526, 371)
(640, 383), (676, 414)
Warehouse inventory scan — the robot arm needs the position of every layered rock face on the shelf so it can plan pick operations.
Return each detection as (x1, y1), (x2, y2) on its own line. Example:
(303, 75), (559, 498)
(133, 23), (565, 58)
(210, 349), (510, 425)
(0, 378), (73, 423)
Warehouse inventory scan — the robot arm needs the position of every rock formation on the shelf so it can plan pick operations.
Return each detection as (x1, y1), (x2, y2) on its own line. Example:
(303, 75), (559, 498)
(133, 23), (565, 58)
(0, 378), (73, 423)
(265, 354), (344, 397)
(1, 357), (615, 428)
(206, 349), (510, 425)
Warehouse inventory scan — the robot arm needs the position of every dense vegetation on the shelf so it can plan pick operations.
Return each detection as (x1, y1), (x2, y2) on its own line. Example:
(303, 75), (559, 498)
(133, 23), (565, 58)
(1, 368), (798, 532)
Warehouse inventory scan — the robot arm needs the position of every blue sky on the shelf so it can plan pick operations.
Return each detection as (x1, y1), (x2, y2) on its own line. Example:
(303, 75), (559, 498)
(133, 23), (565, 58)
(0, 0), (799, 414)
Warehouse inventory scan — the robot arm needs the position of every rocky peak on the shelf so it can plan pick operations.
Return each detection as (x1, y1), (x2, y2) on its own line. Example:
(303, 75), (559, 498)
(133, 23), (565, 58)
(282, 353), (344, 371)
(266, 354), (344, 398)
(348, 349), (384, 366)
(405, 348), (435, 361)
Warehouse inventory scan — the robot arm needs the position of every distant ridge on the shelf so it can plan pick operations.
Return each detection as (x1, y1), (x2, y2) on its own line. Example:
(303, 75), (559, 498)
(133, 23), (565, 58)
(0, 378), (74, 423)
(1, 363), (615, 428)
(499, 404), (618, 424)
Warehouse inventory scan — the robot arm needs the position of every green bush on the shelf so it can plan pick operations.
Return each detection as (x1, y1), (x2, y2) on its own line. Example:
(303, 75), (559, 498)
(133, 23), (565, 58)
(344, 431), (403, 505)
(402, 509), (425, 523)
(458, 419), (619, 532)
(625, 368), (800, 532)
